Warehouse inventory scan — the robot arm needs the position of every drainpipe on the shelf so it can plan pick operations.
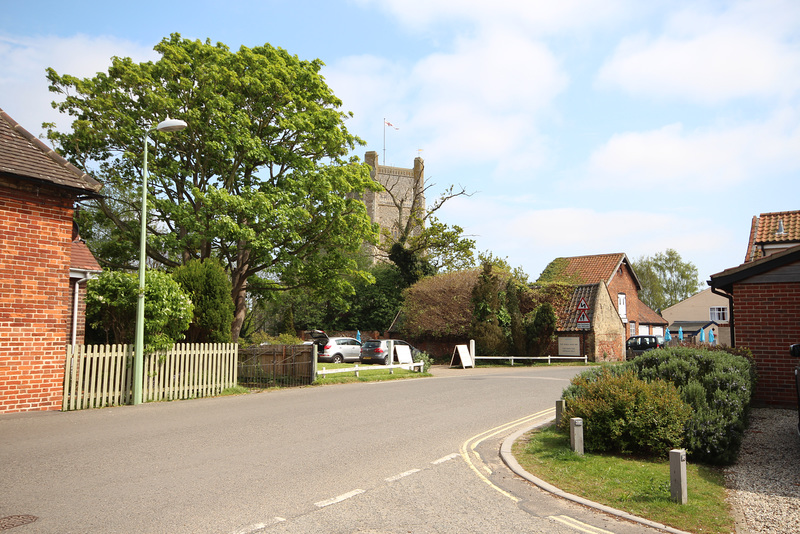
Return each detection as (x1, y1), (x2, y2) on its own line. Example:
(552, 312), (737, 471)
(71, 274), (92, 346)
(711, 286), (734, 347)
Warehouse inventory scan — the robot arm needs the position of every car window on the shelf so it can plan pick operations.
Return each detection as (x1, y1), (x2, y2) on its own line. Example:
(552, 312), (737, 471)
(363, 341), (380, 348)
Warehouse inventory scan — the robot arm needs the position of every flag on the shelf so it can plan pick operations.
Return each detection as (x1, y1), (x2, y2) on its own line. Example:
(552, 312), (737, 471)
(384, 119), (399, 130)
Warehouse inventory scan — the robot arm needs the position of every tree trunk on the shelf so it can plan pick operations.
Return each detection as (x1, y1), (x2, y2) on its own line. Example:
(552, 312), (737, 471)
(230, 244), (251, 343)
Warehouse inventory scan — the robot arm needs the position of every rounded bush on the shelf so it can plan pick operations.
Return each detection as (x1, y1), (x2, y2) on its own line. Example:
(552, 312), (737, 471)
(560, 367), (692, 457)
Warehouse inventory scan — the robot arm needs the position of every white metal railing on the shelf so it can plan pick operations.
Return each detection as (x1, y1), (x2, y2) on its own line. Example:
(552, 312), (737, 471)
(317, 361), (424, 378)
(473, 355), (588, 365)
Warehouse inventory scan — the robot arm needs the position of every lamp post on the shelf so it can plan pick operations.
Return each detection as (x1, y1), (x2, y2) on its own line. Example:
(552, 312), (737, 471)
(133, 117), (187, 405)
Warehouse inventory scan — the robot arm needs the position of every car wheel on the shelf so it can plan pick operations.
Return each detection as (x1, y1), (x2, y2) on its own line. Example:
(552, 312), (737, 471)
(332, 354), (343, 364)
(382, 355), (389, 365)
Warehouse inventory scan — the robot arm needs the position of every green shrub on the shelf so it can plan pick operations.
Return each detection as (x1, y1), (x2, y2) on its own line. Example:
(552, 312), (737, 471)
(414, 351), (433, 373)
(560, 367), (691, 457)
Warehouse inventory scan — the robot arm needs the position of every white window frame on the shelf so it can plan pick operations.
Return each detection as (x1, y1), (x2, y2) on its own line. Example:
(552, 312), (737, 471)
(618, 293), (627, 321)
(710, 307), (728, 322)
(630, 321), (636, 336)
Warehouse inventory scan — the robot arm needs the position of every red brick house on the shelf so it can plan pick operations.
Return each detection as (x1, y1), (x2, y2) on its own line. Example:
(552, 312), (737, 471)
(0, 108), (102, 414)
(542, 253), (668, 338)
(710, 214), (800, 407)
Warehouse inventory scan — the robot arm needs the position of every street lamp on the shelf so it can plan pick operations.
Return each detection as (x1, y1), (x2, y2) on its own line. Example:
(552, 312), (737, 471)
(133, 117), (187, 405)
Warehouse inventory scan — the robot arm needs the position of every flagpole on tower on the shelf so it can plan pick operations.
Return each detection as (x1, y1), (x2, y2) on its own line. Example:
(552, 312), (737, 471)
(383, 117), (386, 165)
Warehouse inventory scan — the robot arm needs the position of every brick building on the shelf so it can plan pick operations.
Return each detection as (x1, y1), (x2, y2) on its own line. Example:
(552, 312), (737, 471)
(0, 108), (102, 414)
(710, 225), (800, 407)
(541, 253), (668, 339)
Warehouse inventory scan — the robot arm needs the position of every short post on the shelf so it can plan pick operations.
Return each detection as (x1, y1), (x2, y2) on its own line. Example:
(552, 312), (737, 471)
(570, 417), (584, 455)
(670, 449), (688, 504)
(354, 364), (359, 378)
(469, 339), (476, 362)
(555, 399), (565, 426)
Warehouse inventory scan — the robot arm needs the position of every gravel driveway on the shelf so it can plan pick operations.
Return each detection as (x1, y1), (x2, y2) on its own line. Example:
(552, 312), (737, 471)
(726, 408), (800, 534)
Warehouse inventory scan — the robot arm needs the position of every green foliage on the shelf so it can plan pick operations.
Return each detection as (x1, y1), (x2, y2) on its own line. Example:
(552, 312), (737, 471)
(414, 351), (433, 373)
(244, 332), (305, 347)
(388, 243), (436, 287)
(328, 263), (405, 331)
(506, 279), (526, 355)
(537, 258), (585, 284)
(85, 270), (193, 352)
(470, 262), (509, 355)
(563, 347), (755, 464)
(630, 347), (754, 465)
(172, 258), (234, 343)
(401, 269), (480, 339)
(631, 249), (701, 312)
(525, 302), (558, 356)
(560, 367), (692, 456)
(47, 33), (380, 341)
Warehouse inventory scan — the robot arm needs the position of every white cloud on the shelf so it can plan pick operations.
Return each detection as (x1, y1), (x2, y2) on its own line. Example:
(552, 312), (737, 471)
(584, 112), (800, 190)
(0, 34), (156, 136)
(353, 0), (631, 34)
(597, 1), (800, 103)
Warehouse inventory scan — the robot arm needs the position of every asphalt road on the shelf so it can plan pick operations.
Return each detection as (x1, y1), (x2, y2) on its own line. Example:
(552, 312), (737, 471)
(0, 365), (668, 533)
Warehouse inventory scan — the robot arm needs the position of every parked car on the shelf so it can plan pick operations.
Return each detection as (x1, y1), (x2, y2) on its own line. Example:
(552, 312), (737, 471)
(360, 339), (421, 365)
(625, 335), (664, 360)
(308, 330), (362, 363)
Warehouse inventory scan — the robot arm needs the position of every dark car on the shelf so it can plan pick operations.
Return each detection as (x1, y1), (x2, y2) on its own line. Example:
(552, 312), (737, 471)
(625, 335), (664, 360)
(360, 339), (420, 365)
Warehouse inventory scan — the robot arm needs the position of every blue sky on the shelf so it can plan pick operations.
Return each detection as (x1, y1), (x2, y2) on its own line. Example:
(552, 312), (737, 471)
(3, 0), (799, 284)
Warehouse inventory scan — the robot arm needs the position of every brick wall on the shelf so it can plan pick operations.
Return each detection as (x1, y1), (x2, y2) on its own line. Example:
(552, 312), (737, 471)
(608, 267), (640, 335)
(0, 185), (74, 413)
(733, 281), (800, 407)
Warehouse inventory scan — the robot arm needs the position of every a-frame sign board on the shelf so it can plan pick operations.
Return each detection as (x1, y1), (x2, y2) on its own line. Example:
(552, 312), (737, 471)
(450, 344), (474, 368)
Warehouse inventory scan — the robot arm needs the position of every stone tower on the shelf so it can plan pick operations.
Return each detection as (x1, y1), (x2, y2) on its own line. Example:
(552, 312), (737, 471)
(362, 150), (425, 261)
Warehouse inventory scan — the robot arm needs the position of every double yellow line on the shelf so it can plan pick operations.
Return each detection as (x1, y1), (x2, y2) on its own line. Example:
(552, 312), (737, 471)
(459, 407), (555, 502)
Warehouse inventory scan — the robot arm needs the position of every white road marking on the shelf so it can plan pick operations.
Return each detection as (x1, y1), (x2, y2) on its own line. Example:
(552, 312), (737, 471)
(432, 453), (459, 464)
(314, 489), (366, 508)
(385, 468), (421, 482)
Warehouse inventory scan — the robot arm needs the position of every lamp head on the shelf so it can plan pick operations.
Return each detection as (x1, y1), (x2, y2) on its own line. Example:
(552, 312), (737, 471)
(155, 118), (187, 133)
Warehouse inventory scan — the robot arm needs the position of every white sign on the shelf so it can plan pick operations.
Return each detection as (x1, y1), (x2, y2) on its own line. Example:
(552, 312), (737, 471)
(450, 344), (474, 368)
(559, 337), (581, 357)
(395, 345), (413, 364)
(576, 310), (591, 329)
(577, 297), (589, 310)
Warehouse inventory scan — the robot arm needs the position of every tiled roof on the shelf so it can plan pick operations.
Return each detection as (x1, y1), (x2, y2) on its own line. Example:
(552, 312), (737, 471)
(0, 107), (101, 195)
(71, 240), (102, 272)
(637, 303), (668, 326)
(556, 253), (628, 285)
(745, 211), (800, 262)
(558, 283), (599, 330)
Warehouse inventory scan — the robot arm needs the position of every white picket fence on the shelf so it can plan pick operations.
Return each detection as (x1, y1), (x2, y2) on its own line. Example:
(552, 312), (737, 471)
(63, 343), (238, 411)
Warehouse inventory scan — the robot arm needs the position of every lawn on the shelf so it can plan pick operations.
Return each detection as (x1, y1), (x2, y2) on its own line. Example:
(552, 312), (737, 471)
(314, 362), (431, 385)
(513, 425), (735, 534)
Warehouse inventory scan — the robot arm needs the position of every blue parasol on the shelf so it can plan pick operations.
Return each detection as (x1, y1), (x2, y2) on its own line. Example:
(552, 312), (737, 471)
(356, 330), (361, 343)
(678, 326), (683, 341)
(699, 328), (706, 342)
(664, 327), (672, 343)
(709, 329), (715, 345)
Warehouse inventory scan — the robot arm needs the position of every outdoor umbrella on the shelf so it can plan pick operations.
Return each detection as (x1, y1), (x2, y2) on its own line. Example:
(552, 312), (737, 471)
(699, 328), (706, 342)
(678, 326), (684, 341)
(664, 327), (672, 343)
(709, 329), (715, 345)
(356, 330), (361, 343)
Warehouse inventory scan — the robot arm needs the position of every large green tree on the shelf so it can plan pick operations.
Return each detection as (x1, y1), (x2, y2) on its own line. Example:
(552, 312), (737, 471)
(631, 249), (701, 312)
(47, 34), (380, 341)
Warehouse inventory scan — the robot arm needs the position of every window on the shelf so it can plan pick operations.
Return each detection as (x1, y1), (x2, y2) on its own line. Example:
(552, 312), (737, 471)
(710, 307), (728, 322)
(618, 293), (627, 320)
(630, 321), (636, 336)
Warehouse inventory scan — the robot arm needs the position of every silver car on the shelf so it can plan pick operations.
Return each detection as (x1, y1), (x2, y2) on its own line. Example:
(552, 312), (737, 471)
(309, 331), (362, 363)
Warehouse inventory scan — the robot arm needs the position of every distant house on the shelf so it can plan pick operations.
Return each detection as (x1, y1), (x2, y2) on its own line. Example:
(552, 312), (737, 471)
(710, 244), (800, 407)
(542, 253), (668, 338)
(0, 107), (102, 414)
(661, 288), (730, 345)
(745, 210), (800, 262)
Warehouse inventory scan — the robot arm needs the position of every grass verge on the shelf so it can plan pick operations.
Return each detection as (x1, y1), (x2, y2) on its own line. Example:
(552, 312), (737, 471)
(314, 362), (431, 385)
(513, 425), (734, 534)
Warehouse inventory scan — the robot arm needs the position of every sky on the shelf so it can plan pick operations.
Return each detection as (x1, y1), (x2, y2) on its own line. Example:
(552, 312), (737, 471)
(2, 0), (799, 284)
